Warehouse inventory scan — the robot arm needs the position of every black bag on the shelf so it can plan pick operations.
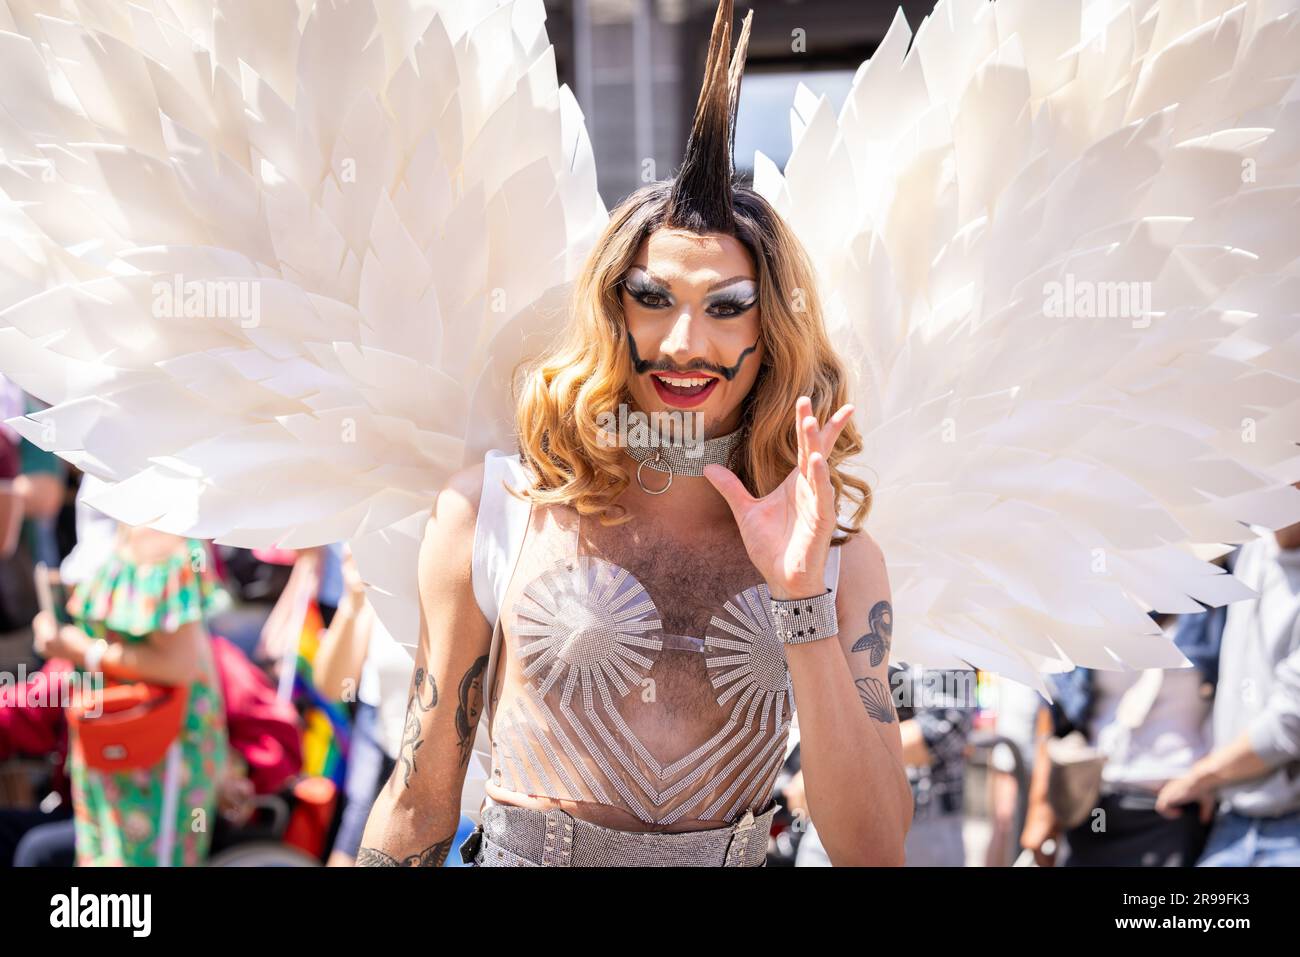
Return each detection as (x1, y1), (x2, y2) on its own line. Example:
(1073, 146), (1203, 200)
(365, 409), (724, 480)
(216, 545), (293, 603)
(1062, 790), (1211, 867)
(0, 540), (39, 634)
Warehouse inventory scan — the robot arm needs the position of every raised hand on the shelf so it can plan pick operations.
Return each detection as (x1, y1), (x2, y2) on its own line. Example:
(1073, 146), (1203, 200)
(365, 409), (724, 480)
(704, 396), (853, 600)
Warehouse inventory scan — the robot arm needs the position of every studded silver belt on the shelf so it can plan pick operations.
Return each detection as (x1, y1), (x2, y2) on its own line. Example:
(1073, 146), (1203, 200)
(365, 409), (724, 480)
(463, 800), (777, 867)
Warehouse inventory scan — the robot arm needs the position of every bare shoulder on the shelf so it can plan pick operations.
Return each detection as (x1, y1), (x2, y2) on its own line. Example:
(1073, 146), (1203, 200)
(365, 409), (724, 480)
(418, 462), (487, 591)
(837, 527), (889, 593)
(436, 462), (486, 530)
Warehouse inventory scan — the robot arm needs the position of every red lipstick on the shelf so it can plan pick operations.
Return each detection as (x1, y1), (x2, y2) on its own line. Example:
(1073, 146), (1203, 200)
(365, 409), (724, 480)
(650, 373), (719, 409)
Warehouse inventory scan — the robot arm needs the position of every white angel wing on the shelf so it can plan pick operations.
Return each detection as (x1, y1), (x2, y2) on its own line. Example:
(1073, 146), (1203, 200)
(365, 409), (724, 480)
(756, 0), (1300, 692)
(0, 0), (606, 822)
(0, 0), (605, 634)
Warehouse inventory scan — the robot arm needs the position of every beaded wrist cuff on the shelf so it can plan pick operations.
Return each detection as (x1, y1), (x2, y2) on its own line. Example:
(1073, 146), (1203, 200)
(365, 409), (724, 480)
(770, 589), (838, 644)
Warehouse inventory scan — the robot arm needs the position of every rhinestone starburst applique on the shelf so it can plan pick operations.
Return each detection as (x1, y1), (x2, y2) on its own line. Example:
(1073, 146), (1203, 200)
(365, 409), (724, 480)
(495, 558), (792, 825)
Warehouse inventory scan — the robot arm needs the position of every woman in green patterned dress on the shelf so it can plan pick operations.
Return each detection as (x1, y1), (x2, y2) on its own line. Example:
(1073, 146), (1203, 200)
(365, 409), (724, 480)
(32, 526), (231, 866)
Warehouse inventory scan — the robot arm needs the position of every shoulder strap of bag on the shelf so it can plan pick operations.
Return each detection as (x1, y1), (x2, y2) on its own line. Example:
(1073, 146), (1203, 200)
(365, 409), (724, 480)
(1114, 667), (1165, 731)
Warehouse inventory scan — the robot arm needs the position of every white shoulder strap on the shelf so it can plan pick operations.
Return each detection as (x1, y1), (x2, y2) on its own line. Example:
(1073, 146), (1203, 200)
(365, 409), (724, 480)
(824, 542), (842, 591)
(471, 450), (533, 627)
(464, 450), (533, 823)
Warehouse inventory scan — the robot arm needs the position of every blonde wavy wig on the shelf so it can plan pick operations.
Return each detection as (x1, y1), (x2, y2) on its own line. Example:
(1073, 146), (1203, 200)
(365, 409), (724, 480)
(514, 180), (872, 543)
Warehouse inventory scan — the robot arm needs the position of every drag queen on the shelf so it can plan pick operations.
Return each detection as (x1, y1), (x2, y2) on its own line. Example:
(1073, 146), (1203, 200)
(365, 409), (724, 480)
(0, 0), (1297, 865)
(359, 3), (913, 866)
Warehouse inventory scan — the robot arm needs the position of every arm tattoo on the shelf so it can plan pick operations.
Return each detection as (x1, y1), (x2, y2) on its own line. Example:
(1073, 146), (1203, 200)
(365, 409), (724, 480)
(398, 667), (438, 788)
(456, 655), (489, 766)
(850, 601), (893, 666)
(356, 834), (454, 867)
(356, 847), (399, 866)
(856, 676), (897, 725)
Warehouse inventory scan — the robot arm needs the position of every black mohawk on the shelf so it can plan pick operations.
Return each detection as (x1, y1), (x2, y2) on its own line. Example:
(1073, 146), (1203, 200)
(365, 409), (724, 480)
(665, 0), (753, 235)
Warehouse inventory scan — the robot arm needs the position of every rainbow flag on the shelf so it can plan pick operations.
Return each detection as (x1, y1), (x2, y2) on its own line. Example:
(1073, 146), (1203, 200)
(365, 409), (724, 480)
(291, 600), (350, 786)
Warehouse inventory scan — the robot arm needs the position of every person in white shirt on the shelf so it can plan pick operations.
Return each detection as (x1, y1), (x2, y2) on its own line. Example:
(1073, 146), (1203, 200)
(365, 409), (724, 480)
(1156, 515), (1300, 866)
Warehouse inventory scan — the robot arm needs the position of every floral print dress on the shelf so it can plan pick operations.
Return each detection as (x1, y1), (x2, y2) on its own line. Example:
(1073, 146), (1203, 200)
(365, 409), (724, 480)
(66, 540), (230, 866)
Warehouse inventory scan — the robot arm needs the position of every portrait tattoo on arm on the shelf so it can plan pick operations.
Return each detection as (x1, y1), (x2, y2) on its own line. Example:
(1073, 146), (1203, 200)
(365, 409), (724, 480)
(398, 666), (439, 789)
(855, 676), (897, 725)
(456, 655), (489, 766)
(356, 834), (455, 867)
(850, 601), (893, 667)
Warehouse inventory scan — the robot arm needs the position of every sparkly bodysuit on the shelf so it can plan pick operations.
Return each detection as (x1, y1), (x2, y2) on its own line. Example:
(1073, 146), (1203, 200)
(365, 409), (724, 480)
(479, 471), (831, 830)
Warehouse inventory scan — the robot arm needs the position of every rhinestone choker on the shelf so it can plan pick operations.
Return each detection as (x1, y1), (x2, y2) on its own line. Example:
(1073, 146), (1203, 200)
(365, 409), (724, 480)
(624, 428), (744, 495)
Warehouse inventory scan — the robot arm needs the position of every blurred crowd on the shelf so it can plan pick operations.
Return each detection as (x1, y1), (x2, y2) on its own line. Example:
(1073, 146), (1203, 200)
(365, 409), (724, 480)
(0, 375), (416, 867)
(2, 373), (1298, 867)
(780, 508), (1300, 868)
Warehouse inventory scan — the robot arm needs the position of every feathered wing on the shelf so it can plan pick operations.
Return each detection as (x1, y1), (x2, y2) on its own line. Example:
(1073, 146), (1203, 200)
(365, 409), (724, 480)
(0, 0), (607, 817)
(756, 0), (1300, 692)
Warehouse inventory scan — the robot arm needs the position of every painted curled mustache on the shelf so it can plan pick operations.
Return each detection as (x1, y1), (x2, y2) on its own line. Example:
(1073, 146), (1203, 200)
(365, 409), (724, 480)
(625, 330), (758, 382)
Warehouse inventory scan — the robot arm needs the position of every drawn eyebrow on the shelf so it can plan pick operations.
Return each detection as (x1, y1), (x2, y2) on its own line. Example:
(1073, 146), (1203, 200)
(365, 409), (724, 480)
(626, 264), (755, 293)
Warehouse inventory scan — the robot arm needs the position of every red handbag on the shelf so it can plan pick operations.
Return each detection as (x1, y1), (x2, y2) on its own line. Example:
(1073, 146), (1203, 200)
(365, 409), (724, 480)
(66, 680), (190, 772)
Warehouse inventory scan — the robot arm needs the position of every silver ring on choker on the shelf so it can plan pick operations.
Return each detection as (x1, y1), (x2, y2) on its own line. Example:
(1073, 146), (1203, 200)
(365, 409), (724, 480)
(636, 452), (673, 495)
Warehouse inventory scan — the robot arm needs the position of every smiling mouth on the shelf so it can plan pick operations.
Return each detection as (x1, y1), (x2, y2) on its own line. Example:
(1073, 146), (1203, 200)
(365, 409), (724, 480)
(651, 373), (719, 407)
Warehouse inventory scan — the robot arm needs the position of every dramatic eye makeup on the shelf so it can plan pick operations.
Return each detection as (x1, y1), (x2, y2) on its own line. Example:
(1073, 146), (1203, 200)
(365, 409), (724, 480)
(621, 266), (757, 318)
(622, 269), (672, 308)
(704, 277), (757, 317)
